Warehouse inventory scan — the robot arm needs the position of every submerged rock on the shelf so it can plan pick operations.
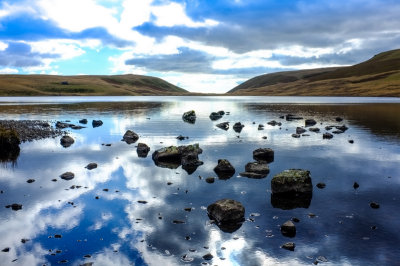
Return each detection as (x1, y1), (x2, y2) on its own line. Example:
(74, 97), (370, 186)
(6, 203), (22, 211)
(286, 114), (303, 121)
(267, 120), (282, 126)
(370, 202), (380, 209)
(60, 135), (74, 148)
(214, 159), (235, 179)
(281, 220), (296, 237)
(207, 199), (245, 233)
(216, 122), (229, 131)
(205, 177), (215, 183)
(292, 134), (301, 138)
(60, 172), (75, 181)
(137, 143), (150, 158)
(240, 162), (270, 179)
(271, 169), (313, 194)
(253, 148), (274, 163)
(85, 163), (97, 170)
(122, 130), (139, 144)
(309, 127), (320, 133)
(182, 110), (196, 124)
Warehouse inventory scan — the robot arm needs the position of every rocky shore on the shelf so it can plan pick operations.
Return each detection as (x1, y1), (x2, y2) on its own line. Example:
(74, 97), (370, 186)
(0, 120), (64, 142)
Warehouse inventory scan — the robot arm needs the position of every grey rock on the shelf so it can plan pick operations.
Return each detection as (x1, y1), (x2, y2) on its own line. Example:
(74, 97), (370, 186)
(85, 163), (97, 170)
(292, 133), (301, 138)
(245, 162), (270, 175)
(323, 133), (333, 139)
(271, 169), (313, 194)
(296, 127), (306, 134)
(216, 122), (229, 131)
(60, 172), (75, 181)
(281, 220), (296, 237)
(214, 159), (235, 179)
(209, 112), (223, 121)
(305, 119), (317, 127)
(182, 110), (196, 124)
(137, 143), (150, 158)
(122, 130), (139, 144)
(309, 127), (320, 133)
(92, 120), (103, 128)
(207, 199), (245, 224)
(60, 135), (74, 148)
(233, 122), (244, 133)
(79, 119), (88, 124)
(253, 148), (274, 163)
(286, 114), (303, 121)
(281, 242), (295, 251)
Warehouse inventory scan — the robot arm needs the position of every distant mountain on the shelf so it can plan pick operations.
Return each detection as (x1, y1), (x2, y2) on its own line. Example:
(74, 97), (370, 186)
(0, 74), (188, 96)
(228, 49), (400, 97)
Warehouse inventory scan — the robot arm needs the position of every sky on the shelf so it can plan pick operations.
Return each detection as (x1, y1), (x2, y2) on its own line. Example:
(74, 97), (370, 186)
(0, 0), (400, 93)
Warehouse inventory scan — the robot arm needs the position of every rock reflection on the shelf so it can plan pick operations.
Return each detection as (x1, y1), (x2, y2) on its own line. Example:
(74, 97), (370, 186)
(270, 192), (312, 210)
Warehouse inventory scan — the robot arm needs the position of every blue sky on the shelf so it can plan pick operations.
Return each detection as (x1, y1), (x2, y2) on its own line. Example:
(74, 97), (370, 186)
(1, 0), (400, 93)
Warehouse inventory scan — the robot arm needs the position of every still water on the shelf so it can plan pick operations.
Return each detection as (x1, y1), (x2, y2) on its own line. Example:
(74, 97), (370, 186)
(0, 96), (399, 266)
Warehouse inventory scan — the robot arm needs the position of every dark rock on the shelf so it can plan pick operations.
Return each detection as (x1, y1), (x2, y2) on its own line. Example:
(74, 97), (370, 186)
(258, 124), (264, 130)
(332, 130), (344, 134)
(202, 253), (213, 260)
(233, 122), (244, 133)
(291, 217), (300, 223)
(56, 121), (72, 129)
(182, 110), (196, 124)
(2, 247), (10, 252)
(370, 202), (380, 209)
(335, 117), (343, 122)
(216, 122), (229, 131)
(152, 144), (203, 174)
(79, 119), (88, 124)
(137, 143), (150, 158)
(271, 169), (313, 194)
(80, 263), (93, 266)
(137, 200), (148, 204)
(207, 199), (245, 232)
(281, 242), (295, 251)
(286, 114), (303, 121)
(85, 163), (97, 170)
(325, 126), (334, 131)
(6, 203), (22, 211)
(316, 183), (326, 189)
(173, 220), (185, 224)
(92, 120), (103, 128)
(253, 148), (274, 163)
(209, 112), (223, 121)
(176, 135), (187, 141)
(71, 125), (85, 130)
(281, 220), (296, 237)
(353, 182), (359, 189)
(267, 120), (281, 126)
(54, 234), (62, 238)
(205, 177), (215, 183)
(292, 134), (301, 138)
(214, 159), (235, 179)
(335, 125), (349, 132)
(296, 127), (306, 134)
(305, 119), (317, 127)
(242, 162), (269, 178)
(122, 130), (139, 144)
(309, 127), (320, 133)
(60, 135), (74, 148)
(323, 133), (333, 139)
(60, 172), (75, 181)
(27, 179), (35, 183)
(349, 140), (354, 144)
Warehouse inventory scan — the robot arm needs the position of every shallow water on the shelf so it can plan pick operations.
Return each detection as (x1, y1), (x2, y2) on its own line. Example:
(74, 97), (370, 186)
(0, 96), (399, 266)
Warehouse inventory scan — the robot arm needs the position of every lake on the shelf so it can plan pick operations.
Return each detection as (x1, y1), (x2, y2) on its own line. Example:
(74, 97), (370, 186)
(0, 96), (399, 266)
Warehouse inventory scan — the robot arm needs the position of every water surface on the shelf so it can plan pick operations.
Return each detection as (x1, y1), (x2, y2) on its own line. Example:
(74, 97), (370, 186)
(0, 97), (399, 266)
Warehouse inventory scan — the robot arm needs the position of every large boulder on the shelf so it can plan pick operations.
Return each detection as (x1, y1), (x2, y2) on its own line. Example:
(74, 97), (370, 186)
(240, 162), (270, 179)
(60, 135), (74, 148)
(137, 143), (150, 158)
(182, 110), (196, 124)
(271, 169), (312, 194)
(207, 199), (245, 233)
(214, 159), (235, 179)
(152, 144), (203, 174)
(253, 148), (274, 163)
(122, 130), (139, 144)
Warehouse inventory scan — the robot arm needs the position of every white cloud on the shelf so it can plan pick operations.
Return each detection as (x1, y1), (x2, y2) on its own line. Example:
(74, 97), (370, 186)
(29, 39), (86, 60)
(120, 0), (153, 28)
(0, 67), (18, 74)
(0, 41), (8, 51)
(152, 2), (219, 28)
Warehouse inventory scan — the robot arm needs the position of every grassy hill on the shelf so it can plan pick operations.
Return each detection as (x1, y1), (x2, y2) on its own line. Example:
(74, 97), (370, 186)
(228, 49), (400, 97)
(0, 74), (188, 96)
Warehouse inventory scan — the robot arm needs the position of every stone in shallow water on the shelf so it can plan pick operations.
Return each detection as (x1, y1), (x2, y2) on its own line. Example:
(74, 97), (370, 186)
(85, 163), (97, 170)
(281, 220), (296, 237)
(122, 130), (139, 144)
(253, 148), (274, 163)
(207, 199), (245, 224)
(137, 143), (150, 158)
(213, 159), (235, 179)
(271, 169), (313, 194)
(182, 110), (196, 124)
(281, 242), (295, 251)
(60, 172), (75, 181)
(60, 135), (74, 148)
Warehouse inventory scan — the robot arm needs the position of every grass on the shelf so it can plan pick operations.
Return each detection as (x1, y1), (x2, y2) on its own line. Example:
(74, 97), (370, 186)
(0, 74), (188, 96)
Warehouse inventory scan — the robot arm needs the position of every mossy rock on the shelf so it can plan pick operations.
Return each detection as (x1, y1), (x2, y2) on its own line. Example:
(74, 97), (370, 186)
(271, 169), (312, 194)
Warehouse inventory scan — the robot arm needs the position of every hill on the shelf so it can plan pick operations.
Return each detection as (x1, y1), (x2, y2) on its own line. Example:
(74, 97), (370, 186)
(0, 74), (188, 96)
(228, 49), (400, 97)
